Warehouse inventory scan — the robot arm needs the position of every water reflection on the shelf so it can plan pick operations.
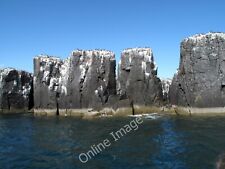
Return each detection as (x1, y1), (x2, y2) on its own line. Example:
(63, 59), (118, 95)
(153, 118), (188, 169)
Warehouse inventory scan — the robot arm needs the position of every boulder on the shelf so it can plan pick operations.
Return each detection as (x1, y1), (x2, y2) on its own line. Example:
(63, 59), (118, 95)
(117, 48), (163, 106)
(169, 32), (225, 107)
(0, 68), (33, 113)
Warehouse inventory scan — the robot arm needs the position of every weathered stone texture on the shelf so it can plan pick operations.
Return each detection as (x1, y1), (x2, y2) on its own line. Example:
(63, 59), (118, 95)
(33, 56), (62, 109)
(117, 48), (163, 106)
(161, 78), (172, 102)
(0, 68), (33, 112)
(33, 50), (116, 111)
(169, 33), (225, 107)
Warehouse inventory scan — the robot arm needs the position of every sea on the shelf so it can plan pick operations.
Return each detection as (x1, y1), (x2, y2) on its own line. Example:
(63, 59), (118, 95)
(0, 113), (225, 169)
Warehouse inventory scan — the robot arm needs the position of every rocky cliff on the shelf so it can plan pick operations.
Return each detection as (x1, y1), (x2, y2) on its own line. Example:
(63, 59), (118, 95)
(2, 33), (225, 115)
(33, 48), (164, 115)
(169, 32), (225, 107)
(33, 50), (116, 114)
(117, 48), (163, 106)
(0, 68), (33, 113)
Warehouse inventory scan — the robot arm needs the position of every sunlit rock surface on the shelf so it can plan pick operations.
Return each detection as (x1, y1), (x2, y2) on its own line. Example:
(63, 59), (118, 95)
(117, 48), (163, 106)
(33, 50), (116, 111)
(169, 32), (225, 107)
(0, 68), (33, 113)
(161, 78), (172, 102)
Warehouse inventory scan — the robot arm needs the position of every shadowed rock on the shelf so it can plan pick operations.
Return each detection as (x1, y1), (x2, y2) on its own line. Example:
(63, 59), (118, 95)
(0, 68), (33, 113)
(169, 32), (225, 107)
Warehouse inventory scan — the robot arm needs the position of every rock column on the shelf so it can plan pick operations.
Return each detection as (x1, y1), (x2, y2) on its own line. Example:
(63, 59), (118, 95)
(117, 48), (163, 106)
(169, 33), (225, 107)
(0, 68), (33, 113)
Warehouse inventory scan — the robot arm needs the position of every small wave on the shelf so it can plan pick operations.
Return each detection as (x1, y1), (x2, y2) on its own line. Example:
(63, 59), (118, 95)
(128, 113), (161, 120)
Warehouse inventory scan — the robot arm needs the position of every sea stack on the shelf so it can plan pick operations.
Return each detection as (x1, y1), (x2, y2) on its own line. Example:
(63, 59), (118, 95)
(33, 56), (62, 113)
(161, 78), (172, 102)
(169, 32), (225, 108)
(117, 48), (163, 110)
(0, 68), (33, 113)
(33, 50), (116, 115)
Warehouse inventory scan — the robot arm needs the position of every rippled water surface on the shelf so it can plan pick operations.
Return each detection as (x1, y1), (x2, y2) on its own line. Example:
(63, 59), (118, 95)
(1, 114), (225, 169)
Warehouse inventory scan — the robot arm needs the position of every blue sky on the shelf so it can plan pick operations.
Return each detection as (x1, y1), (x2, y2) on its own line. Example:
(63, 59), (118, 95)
(1, 0), (225, 78)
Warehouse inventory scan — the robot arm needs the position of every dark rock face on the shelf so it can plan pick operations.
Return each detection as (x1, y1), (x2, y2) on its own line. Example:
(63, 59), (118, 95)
(33, 56), (62, 109)
(117, 48), (163, 106)
(0, 68), (33, 112)
(33, 50), (116, 110)
(169, 33), (225, 107)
